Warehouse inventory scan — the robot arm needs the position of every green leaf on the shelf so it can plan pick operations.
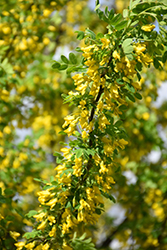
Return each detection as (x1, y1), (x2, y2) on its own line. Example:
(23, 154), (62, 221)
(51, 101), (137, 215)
(116, 79), (125, 85)
(66, 201), (71, 208)
(66, 66), (77, 74)
(134, 92), (142, 100)
(85, 28), (96, 39)
(132, 2), (150, 13)
(75, 149), (83, 158)
(50, 176), (54, 182)
(162, 51), (167, 63)
(79, 232), (87, 240)
(119, 104), (128, 111)
(124, 46), (134, 54)
(100, 190), (116, 203)
(54, 151), (64, 158)
(122, 38), (134, 54)
(131, 20), (139, 26)
(0, 195), (6, 203)
(86, 149), (96, 156)
(105, 6), (109, 16)
(6, 215), (15, 221)
(4, 188), (15, 196)
(96, 32), (104, 39)
(95, 208), (102, 215)
(108, 9), (114, 20)
(136, 61), (142, 71)
(110, 13), (122, 26)
(58, 130), (67, 135)
(61, 55), (69, 64)
(24, 229), (40, 240)
(25, 210), (38, 218)
(95, 3), (100, 11)
(127, 93), (135, 102)
(59, 64), (68, 70)
(34, 178), (48, 184)
(126, 53), (134, 61)
(52, 61), (61, 69)
(67, 66), (86, 74)
(153, 57), (162, 69)
(137, 71), (141, 81)
(115, 20), (128, 31)
(96, 9), (109, 23)
(123, 9), (129, 18)
(122, 38), (133, 50)
(34, 178), (42, 182)
(114, 120), (123, 127)
(69, 53), (77, 64)
(75, 31), (85, 40)
(130, 0), (141, 10)
(127, 84), (135, 93)
(75, 47), (83, 53)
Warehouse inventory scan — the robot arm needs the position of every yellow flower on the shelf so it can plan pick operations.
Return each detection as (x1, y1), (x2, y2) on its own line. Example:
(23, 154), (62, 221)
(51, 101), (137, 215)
(99, 114), (110, 130)
(25, 242), (35, 249)
(82, 130), (87, 139)
(60, 147), (71, 157)
(33, 212), (47, 222)
(3, 126), (11, 134)
(34, 244), (43, 250)
(46, 198), (57, 209)
(19, 152), (28, 161)
(117, 138), (128, 149)
(0, 147), (4, 156)
(37, 219), (47, 230)
(43, 37), (50, 45)
(101, 38), (110, 49)
(99, 161), (108, 174)
(49, 225), (56, 237)
(104, 144), (114, 155)
(134, 43), (146, 54)
(140, 53), (153, 66)
(13, 159), (21, 169)
(48, 216), (56, 225)
(106, 176), (115, 185)
(37, 190), (52, 205)
(62, 115), (76, 128)
(43, 9), (52, 17)
(42, 242), (50, 250)
(15, 242), (25, 250)
(113, 50), (120, 60)
(62, 242), (73, 250)
(131, 81), (142, 90)
(141, 24), (155, 32)
(10, 231), (20, 241)
(142, 112), (150, 120)
(73, 157), (83, 177)
(79, 199), (90, 210)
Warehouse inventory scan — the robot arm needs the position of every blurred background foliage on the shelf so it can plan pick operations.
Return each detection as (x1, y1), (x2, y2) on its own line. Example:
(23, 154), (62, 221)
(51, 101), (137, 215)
(0, 0), (167, 249)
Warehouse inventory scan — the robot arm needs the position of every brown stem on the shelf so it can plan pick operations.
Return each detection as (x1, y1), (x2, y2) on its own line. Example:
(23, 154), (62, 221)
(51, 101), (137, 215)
(84, 54), (113, 178)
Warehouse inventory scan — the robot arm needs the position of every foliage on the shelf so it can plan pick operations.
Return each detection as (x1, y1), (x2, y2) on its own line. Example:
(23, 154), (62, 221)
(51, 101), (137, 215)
(1, 0), (167, 250)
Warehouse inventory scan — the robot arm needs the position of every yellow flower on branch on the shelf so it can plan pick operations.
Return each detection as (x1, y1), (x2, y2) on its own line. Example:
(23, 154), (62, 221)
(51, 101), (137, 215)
(99, 161), (108, 174)
(25, 242), (35, 249)
(15, 241), (25, 250)
(113, 50), (120, 60)
(141, 24), (155, 32)
(37, 219), (47, 231)
(134, 43), (146, 54)
(49, 225), (56, 237)
(101, 38), (110, 49)
(10, 231), (20, 241)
